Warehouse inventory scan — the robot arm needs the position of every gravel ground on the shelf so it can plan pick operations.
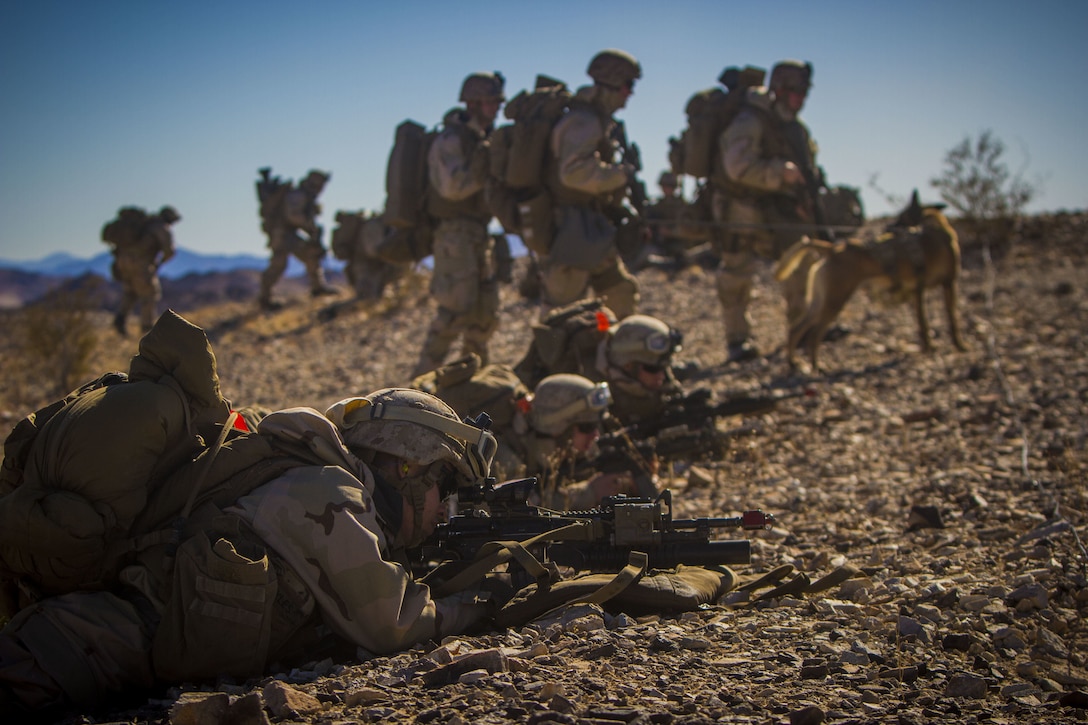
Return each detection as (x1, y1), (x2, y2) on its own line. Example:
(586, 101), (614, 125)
(1, 212), (1085, 724)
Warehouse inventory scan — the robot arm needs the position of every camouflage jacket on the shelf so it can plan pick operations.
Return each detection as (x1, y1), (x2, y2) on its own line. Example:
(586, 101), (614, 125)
(427, 108), (492, 223)
(227, 408), (485, 655)
(276, 187), (321, 237)
(546, 85), (628, 206)
(718, 88), (818, 200)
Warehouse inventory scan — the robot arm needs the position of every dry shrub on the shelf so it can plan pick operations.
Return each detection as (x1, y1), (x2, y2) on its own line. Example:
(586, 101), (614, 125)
(17, 285), (102, 397)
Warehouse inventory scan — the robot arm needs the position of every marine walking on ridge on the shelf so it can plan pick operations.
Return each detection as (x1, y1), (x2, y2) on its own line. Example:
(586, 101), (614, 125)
(100, 204), (180, 336)
(256, 167), (337, 310)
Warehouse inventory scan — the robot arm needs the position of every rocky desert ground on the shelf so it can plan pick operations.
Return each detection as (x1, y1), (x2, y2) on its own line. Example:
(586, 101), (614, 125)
(0, 212), (1085, 724)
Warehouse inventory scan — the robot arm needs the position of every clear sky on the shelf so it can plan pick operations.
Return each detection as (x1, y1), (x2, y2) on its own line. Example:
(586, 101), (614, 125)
(1, 0), (1085, 261)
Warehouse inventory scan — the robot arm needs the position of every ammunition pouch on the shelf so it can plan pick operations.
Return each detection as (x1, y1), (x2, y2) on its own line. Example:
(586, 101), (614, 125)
(548, 205), (615, 270)
(152, 527), (277, 682)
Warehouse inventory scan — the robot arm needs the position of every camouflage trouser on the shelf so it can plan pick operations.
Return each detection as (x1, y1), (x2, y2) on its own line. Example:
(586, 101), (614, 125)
(0, 590), (156, 712)
(415, 219), (499, 376)
(711, 192), (761, 345)
(714, 191), (816, 344)
(113, 255), (161, 331)
(260, 227), (329, 301)
(537, 253), (639, 321)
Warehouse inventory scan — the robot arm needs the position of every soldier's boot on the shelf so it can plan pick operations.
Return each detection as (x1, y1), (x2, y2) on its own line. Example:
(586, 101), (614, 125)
(113, 312), (127, 337)
(727, 340), (760, 363)
(308, 264), (338, 297)
(139, 308), (155, 334)
(259, 298), (284, 311)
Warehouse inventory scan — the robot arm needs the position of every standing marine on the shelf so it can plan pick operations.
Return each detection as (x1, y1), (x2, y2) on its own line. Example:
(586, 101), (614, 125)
(104, 205), (180, 336)
(413, 71), (506, 377)
(258, 169), (337, 310)
(714, 60), (823, 362)
(536, 49), (642, 320)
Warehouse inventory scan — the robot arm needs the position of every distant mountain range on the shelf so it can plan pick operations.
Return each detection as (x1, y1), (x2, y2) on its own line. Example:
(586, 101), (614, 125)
(0, 248), (346, 310)
(0, 247), (327, 280)
(0, 235), (525, 310)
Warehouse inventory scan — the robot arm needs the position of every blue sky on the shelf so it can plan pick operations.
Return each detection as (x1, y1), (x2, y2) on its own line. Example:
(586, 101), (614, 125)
(1, 0), (1085, 261)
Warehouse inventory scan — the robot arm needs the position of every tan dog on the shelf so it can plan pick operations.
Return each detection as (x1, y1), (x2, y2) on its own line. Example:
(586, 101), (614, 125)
(777, 190), (966, 371)
(774, 235), (836, 329)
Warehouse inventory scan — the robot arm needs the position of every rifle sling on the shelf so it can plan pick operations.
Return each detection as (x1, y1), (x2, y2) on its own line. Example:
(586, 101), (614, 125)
(529, 550), (648, 622)
(426, 521), (593, 598)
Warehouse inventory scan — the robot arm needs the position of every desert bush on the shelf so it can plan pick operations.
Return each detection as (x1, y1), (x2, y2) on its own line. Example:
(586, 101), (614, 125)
(930, 130), (1036, 221)
(18, 285), (102, 397)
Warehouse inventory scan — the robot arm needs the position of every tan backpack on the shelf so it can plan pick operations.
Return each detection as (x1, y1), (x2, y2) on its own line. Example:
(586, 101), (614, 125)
(384, 119), (437, 230)
(0, 312), (299, 612)
(668, 66), (765, 181)
(100, 206), (150, 249)
(410, 354), (529, 431)
(513, 298), (617, 389)
(487, 76), (572, 253)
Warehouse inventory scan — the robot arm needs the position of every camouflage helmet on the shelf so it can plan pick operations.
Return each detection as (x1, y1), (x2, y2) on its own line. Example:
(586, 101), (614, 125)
(607, 314), (682, 368)
(459, 71), (506, 102)
(528, 375), (612, 438)
(158, 205), (181, 223)
(586, 49), (642, 88)
(770, 60), (813, 94)
(326, 388), (496, 489)
(658, 171), (678, 188)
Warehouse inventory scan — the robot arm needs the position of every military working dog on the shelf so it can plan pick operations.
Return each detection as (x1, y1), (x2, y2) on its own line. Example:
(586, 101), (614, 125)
(775, 190), (966, 371)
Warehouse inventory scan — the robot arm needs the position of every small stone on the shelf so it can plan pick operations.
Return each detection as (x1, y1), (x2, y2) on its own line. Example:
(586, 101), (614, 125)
(942, 633), (973, 652)
(169, 692), (230, 725)
(458, 668), (490, 684)
(800, 664), (829, 679)
(944, 673), (989, 699)
(789, 704), (825, 725)
(1007, 582), (1049, 610)
(907, 505), (944, 530)
(420, 647), (509, 686)
(225, 692), (269, 725)
(344, 687), (388, 707)
(1034, 626), (1071, 659)
(1059, 691), (1088, 708)
(262, 681), (323, 718)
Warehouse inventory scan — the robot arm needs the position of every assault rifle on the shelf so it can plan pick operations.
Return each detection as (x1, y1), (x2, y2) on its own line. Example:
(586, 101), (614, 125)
(623, 386), (800, 442)
(554, 388), (804, 493)
(611, 119), (648, 216)
(561, 420), (761, 499)
(420, 478), (773, 576)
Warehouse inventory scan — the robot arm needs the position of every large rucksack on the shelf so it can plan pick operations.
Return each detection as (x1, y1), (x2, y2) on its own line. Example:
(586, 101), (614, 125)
(668, 66), (765, 181)
(384, 119), (438, 230)
(330, 210), (369, 262)
(332, 209), (433, 266)
(410, 354), (529, 432)
(513, 298), (617, 389)
(487, 76), (572, 254)
(0, 311), (294, 612)
(255, 167), (292, 227)
(100, 206), (150, 249)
